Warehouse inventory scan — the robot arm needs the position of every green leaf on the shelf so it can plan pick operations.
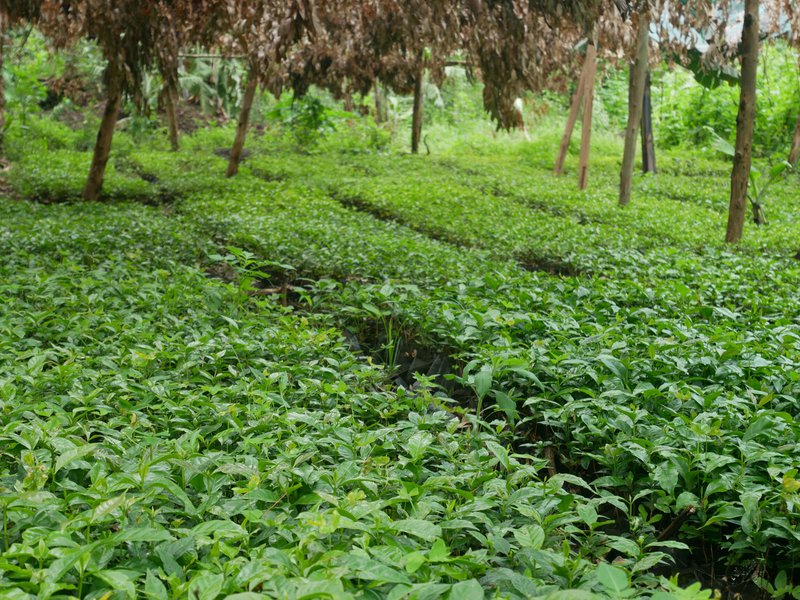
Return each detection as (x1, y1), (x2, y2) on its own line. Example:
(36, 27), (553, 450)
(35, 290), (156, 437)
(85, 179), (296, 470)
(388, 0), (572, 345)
(404, 431), (434, 461)
(486, 441), (510, 470)
(428, 539), (450, 562)
(513, 524), (545, 550)
(95, 570), (136, 599)
(449, 579), (484, 600)
(145, 570), (169, 600)
(596, 563), (629, 594)
(191, 520), (247, 540)
(188, 572), (225, 600)
(473, 367), (493, 400)
(632, 552), (669, 573)
(54, 443), (97, 474)
(391, 519), (442, 542)
(112, 527), (174, 544)
(91, 496), (127, 524)
(405, 551), (427, 573)
(598, 355), (627, 380)
(337, 554), (411, 585)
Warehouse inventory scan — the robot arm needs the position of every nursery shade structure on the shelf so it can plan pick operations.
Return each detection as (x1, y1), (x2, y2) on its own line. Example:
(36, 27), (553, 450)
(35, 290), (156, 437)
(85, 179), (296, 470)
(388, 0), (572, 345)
(282, 0), (626, 153)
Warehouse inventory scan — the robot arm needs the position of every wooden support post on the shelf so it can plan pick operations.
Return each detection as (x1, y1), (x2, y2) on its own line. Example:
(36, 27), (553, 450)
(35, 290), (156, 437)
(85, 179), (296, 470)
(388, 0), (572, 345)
(163, 77), (180, 152)
(554, 60), (588, 176)
(640, 71), (656, 173)
(619, 12), (651, 205)
(577, 41), (597, 190)
(375, 85), (384, 125)
(411, 61), (424, 154)
(0, 15), (5, 158)
(726, 0), (759, 243)
(226, 67), (258, 178)
(83, 77), (122, 201)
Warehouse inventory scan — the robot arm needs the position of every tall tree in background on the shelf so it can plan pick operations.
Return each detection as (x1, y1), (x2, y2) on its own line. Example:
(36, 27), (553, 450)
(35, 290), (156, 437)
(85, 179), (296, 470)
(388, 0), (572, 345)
(726, 0), (760, 243)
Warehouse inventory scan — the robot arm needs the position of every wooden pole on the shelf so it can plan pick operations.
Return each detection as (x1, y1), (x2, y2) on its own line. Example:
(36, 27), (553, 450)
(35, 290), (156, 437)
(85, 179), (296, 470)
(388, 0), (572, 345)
(411, 60), (424, 154)
(375, 85), (384, 125)
(82, 78), (122, 201)
(789, 108), (800, 167)
(163, 78), (180, 152)
(640, 71), (656, 173)
(554, 60), (588, 175)
(726, 0), (759, 243)
(619, 12), (651, 206)
(0, 15), (5, 158)
(226, 67), (258, 178)
(577, 41), (597, 190)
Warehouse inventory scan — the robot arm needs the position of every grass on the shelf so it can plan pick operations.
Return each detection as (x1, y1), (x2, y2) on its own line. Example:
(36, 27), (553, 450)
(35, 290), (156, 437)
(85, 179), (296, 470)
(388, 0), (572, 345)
(2, 111), (800, 599)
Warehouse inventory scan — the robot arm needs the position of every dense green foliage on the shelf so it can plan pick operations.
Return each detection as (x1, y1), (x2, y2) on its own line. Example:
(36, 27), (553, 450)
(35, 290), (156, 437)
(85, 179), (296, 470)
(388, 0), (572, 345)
(1, 104), (800, 598)
(2, 30), (800, 598)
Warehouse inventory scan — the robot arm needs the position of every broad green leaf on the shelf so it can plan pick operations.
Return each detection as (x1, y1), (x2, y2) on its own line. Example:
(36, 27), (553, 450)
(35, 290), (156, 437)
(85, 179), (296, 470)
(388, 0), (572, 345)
(91, 496), (127, 524)
(404, 431), (433, 461)
(473, 367), (493, 400)
(513, 525), (545, 550)
(145, 570), (169, 600)
(486, 441), (510, 470)
(95, 570), (136, 599)
(54, 443), (96, 474)
(337, 554), (411, 585)
(596, 563), (629, 594)
(188, 572), (225, 600)
(598, 355), (627, 380)
(391, 519), (442, 542)
(449, 579), (484, 600)
(191, 520), (247, 540)
(428, 538), (450, 562)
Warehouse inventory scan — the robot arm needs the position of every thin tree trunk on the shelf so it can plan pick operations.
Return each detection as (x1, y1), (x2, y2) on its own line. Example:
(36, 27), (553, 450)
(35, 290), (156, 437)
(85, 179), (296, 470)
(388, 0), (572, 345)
(789, 108), (800, 167)
(411, 61), (424, 154)
(554, 61), (588, 176)
(640, 71), (656, 173)
(577, 41), (597, 190)
(726, 0), (759, 243)
(344, 91), (354, 112)
(226, 68), (258, 178)
(82, 80), (122, 201)
(164, 78), (180, 152)
(619, 12), (651, 206)
(375, 86), (384, 124)
(0, 17), (5, 158)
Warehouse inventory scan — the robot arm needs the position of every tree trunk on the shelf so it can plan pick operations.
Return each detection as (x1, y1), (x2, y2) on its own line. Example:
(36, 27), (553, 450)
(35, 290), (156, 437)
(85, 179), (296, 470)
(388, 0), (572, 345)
(411, 62), (424, 154)
(82, 80), (122, 201)
(789, 109), (800, 167)
(554, 61), (588, 176)
(164, 78), (180, 152)
(640, 71), (656, 173)
(577, 41), (597, 190)
(344, 91), (354, 113)
(0, 17), (5, 158)
(226, 68), (258, 178)
(375, 85), (384, 124)
(619, 12), (651, 206)
(726, 0), (759, 244)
